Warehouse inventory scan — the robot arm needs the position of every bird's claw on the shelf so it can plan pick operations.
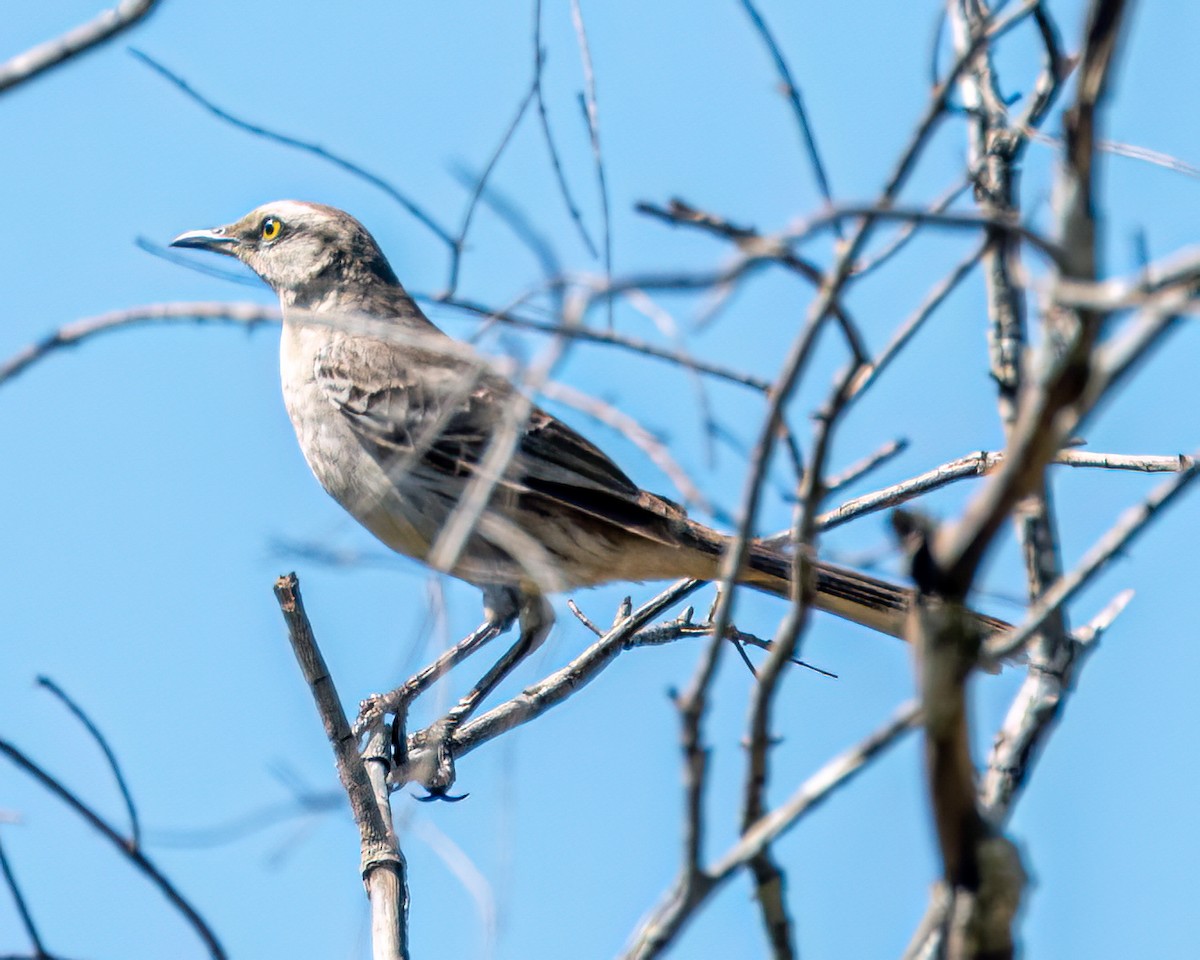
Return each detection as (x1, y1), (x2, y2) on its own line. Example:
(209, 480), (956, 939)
(414, 787), (469, 803)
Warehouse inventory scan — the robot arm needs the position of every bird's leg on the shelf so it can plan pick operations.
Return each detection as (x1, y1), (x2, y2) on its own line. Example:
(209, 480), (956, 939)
(421, 592), (554, 797)
(358, 585), (518, 769)
(446, 592), (553, 728)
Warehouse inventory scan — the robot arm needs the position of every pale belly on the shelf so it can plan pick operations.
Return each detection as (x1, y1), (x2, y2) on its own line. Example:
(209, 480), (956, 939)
(279, 323), (432, 561)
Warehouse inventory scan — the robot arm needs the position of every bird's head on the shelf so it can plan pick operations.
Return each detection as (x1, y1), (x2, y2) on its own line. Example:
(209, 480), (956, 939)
(170, 201), (399, 303)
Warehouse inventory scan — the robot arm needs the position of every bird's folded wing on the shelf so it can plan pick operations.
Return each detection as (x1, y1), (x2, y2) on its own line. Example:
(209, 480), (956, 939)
(312, 340), (686, 535)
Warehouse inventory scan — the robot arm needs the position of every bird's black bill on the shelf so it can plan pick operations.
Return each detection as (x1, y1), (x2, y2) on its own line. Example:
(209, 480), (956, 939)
(169, 228), (240, 254)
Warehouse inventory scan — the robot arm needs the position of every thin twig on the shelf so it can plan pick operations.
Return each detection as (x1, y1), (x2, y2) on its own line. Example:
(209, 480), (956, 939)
(439, 296), (772, 390)
(985, 454), (1199, 664)
(130, 50), (456, 255)
(532, 0), (598, 256)
(738, 0), (838, 237)
(540, 379), (717, 516)
(633, 198), (866, 361)
(786, 203), (1065, 270)
(447, 78), (539, 297)
(0, 740), (227, 959)
(0, 832), (50, 959)
(1029, 130), (1200, 180)
(569, 0), (614, 326)
(825, 439), (909, 495)
(37, 676), (141, 849)
(847, 238), (988, 404)
(851, 178), (973, 277)
(905, 587), (1133, 960)
(447, 166), (561, 284)
(621, 701), (920, 959)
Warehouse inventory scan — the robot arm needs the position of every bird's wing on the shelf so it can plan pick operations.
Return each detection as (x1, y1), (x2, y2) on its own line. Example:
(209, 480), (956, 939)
(312, 337), (663, 511)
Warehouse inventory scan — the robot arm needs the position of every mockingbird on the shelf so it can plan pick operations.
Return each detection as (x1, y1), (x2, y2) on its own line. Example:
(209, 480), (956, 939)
(172, 201), (1006, 726)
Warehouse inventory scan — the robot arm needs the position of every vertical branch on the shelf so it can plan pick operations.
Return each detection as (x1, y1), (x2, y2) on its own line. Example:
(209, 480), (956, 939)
(0, 831), (51, 959)
(737, 0), (840, 236)
(739, 359), (864, 958)
(897, 512), (1026, 960)
(950, 0), (1074, 718)
(906, 4), (1133, 955)
(952, 0), (1072, 649)
(273, 574), (409, 960)
(570, 0), (615, 326)
(950, 0), (1028, 424)
(447, 78), (539, 297)
(532, 0), (599, 257)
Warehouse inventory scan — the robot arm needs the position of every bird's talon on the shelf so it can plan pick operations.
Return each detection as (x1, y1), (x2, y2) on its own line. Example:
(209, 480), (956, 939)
(414, 788), (469, 803)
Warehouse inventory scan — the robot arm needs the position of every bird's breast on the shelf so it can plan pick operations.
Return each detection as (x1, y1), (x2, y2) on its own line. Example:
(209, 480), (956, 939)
(278, 321), (430, 559)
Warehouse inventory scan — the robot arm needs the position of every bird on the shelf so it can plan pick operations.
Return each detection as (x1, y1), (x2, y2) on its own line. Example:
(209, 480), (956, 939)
(171, 201), (1008, 729)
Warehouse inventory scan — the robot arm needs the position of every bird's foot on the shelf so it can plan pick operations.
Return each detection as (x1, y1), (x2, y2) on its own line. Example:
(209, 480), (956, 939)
(354, 692), (390, 739)
(410, 723), (468, 802)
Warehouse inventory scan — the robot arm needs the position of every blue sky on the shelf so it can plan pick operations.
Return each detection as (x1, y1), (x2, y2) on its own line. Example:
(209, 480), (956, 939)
(3, 1), (1199, 957)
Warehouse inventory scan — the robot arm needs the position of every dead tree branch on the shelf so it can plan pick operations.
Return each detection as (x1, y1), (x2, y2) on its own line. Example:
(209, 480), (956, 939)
(273, 574), (409, 960)
(0, 740), (226, 959)
(0, 0), (161, 95)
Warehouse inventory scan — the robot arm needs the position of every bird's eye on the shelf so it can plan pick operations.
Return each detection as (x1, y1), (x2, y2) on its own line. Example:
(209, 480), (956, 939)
(260, 217), (282, 241)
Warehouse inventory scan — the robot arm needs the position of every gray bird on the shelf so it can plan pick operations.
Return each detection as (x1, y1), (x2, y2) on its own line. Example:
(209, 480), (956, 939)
(171, 201), (1006, 722)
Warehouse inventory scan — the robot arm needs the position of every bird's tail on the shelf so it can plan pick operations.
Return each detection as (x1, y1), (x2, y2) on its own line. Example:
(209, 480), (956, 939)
(725, 536), (1011, 643)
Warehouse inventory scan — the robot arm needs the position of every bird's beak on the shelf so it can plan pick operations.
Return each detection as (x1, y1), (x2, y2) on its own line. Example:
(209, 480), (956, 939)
(169, 226), (240, 255)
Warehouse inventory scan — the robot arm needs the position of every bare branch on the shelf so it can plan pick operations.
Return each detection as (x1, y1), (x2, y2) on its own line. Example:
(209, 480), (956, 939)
(532, 0), (598, 257)
(985, 454), (1199, 664)
(634, 198), (867, 361)
(0, 740), (227, 959)
(273, 574), (409, 959)
(540, 379), (717, 516)
(737, 0), (838, 235)
(447, 78), (539, 296)
(0, 302), (278, 389)
(130, 50), (456, 254)
(0, 832), (51, 960)
(982, 588), (1132, 820)
(622, 701), (919, 959)
(0, 0), (161, 95)
(569, 0), (613, 325)
(786, 203), (1065, 270)
(817, 448), (1193, 532)
(898, 510), (1026, 960)
(1012, 4), (1068, 138)
(398, 580), (705, 785)
(36, 676), (141, 849)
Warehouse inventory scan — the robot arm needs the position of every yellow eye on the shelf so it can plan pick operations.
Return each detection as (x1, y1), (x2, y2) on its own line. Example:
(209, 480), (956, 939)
(260, 217), (282, 241)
